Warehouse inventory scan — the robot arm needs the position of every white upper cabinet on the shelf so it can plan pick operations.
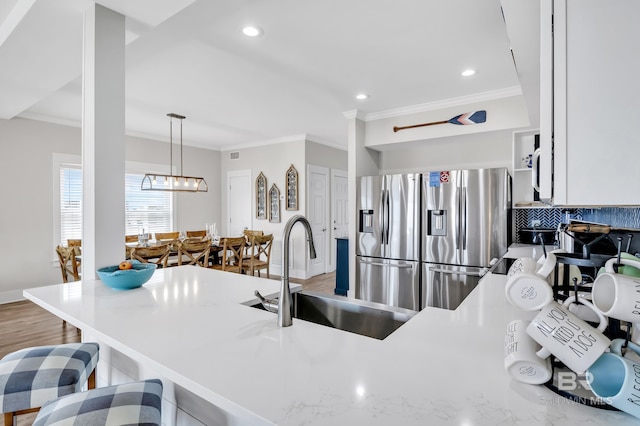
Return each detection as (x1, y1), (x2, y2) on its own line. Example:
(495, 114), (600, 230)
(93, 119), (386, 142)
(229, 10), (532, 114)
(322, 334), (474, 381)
(539, 0), (640, 206)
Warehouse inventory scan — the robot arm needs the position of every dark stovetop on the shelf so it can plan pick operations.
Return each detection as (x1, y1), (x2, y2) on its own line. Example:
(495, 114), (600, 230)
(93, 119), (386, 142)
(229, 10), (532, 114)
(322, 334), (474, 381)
(490, 257), (517, 275)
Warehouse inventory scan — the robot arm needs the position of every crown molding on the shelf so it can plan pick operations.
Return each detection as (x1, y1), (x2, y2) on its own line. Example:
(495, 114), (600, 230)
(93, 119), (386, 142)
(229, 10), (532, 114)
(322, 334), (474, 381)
(18, 111), (80, 128)
(342, 110), (366, 120)
(364, 86), (523, 121)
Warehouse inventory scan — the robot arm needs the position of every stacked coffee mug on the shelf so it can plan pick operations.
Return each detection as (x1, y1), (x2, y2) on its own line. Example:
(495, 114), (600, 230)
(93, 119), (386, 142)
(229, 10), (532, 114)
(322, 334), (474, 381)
(503, 253), (611, 376)
(504, 253), (557, 311)
(504, 252), (640, 420)
(504, 319), (552, 384)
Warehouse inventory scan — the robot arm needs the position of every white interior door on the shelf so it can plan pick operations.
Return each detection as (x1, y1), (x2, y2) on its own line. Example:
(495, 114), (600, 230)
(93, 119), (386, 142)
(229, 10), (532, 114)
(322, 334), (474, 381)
(307, 165), (329, 277)
(329, 169), (348, 272)
(227, 170), (251, 236)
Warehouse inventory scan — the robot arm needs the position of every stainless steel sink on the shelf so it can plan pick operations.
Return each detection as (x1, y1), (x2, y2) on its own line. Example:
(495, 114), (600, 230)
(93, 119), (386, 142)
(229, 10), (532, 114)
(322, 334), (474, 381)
(247, 290), (416, 340)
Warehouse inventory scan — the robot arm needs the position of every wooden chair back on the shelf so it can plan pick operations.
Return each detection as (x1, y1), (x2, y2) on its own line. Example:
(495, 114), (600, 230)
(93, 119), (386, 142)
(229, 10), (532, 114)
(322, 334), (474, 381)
(178, 238), (211, 267)
(246, 234), (273, 278)
(67, 239), (82, 247)
(186, 230), (207, 238)
(125, 235), (138, 243)
(56, 245), (80, 283)
(213, 237), (245, 273)
(130, 244), (171, 268)
(154, 232), (179, 241)
(243, 230), (264, 238)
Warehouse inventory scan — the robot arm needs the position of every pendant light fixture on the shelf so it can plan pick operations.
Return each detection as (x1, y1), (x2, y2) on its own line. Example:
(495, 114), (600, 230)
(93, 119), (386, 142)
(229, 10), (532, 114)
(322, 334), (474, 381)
(141, 113), (208, 192)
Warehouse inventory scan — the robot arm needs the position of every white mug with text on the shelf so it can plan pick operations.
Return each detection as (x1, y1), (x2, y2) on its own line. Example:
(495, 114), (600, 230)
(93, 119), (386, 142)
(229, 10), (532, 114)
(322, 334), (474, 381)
(504, 319), (552, 384)
(526, 297), (610, 373)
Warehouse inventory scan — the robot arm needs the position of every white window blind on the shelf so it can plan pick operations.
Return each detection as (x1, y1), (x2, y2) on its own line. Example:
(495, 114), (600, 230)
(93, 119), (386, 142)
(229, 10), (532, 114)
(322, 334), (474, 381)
(60, 166), (82, 243)
(59, 167), (173, 244)
(124, 173), (173, 235)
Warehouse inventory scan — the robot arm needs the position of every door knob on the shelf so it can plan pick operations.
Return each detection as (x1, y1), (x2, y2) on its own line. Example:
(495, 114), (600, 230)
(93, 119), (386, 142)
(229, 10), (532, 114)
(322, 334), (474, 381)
(322, 228), (327, 232)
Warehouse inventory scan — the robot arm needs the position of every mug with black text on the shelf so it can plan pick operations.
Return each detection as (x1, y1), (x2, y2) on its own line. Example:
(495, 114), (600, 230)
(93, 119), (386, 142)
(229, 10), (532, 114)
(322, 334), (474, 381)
(504, 320), (552, 384)
(526, 297), (610, 373)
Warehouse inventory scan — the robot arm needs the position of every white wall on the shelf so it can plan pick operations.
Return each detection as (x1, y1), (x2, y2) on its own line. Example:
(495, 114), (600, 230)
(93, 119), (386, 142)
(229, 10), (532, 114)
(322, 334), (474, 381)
(221, 139), (347, 279)
(378, 129), (514, 174)
(365, 95), (530, 150)
(221, 140), (306, 277)
(305, 141), (348, 171)
(0, 117), (221, 303)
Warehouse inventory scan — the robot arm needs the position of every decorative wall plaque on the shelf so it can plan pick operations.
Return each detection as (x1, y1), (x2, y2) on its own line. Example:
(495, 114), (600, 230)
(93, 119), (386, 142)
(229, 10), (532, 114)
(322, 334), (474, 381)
(256, 172), (267, 219)
(285, 164), (298, 211)
(269, 184), (281, 223)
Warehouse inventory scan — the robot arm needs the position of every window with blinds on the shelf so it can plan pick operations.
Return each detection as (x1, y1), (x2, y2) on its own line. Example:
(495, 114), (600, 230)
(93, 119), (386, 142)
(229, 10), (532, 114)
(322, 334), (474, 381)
(60, 166), (82, 243)
(59, 167), (173, 243)
(124, 173), (173, 235)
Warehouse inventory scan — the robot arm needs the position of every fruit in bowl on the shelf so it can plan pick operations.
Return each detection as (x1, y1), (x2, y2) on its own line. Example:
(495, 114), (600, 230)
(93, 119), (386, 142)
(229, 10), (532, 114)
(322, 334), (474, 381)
(97, 261), (156, 290)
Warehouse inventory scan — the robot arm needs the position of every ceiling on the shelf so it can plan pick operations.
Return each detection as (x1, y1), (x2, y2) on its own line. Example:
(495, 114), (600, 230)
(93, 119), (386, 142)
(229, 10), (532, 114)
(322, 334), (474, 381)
(0, 0), (523, 150)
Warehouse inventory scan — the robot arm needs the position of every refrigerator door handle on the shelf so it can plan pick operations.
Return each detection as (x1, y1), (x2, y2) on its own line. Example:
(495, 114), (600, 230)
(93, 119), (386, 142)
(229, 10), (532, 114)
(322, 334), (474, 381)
(429, 267), (488, 278)
(384, 189), (390, 245)
(380, 188), (387, 247)
(461, 187), (467, 251)
(455, 186), (462, 255)
(361, 259), (413, 269)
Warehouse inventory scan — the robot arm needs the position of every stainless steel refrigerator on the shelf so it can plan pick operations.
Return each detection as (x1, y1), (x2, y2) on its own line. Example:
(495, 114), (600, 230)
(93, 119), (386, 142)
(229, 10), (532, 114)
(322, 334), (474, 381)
(421, 168), (511, 309)
(356, 174), (421, 311)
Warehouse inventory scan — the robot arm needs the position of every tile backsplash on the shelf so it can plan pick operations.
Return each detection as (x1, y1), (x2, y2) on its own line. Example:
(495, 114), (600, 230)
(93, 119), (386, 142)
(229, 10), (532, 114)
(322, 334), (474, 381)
(514, 207), (640, 243)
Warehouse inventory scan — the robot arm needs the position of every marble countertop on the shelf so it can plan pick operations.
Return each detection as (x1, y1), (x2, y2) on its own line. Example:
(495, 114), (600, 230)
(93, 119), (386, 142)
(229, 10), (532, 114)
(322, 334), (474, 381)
(24, 264), (636, 425)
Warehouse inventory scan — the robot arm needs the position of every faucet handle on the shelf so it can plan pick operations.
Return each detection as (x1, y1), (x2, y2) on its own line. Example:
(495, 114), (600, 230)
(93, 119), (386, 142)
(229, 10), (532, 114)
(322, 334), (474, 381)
(254, 290), (279, 313)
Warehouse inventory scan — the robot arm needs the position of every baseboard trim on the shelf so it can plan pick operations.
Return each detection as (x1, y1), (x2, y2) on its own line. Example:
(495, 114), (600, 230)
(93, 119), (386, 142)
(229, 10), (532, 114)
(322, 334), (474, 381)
(0, 289), (25, 305)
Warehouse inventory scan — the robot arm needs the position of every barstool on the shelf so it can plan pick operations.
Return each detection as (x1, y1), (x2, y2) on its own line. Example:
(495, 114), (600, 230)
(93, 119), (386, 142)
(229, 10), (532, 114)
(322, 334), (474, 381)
(33, 379), (163, 426)
(0, 342), (99, 426)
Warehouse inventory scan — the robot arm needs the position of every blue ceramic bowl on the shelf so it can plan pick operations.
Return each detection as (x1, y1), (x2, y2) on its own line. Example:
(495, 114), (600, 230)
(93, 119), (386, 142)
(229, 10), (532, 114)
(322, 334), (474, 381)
(97, 261), (157, 290)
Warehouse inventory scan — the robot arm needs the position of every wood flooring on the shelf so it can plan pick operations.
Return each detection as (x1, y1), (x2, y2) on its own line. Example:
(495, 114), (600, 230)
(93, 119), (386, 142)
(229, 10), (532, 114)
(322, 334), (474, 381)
(0, 270), (336, 425)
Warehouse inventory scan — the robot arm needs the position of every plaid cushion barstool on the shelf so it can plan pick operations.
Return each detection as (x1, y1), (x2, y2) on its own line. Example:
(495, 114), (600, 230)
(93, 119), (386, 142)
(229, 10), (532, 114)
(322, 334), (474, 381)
(0, 342), (99, 426)
(33, 379), (163, 426)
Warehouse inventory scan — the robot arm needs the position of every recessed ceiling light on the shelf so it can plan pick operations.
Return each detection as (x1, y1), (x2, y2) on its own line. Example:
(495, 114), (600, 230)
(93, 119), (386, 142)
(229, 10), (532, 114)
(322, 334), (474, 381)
(242, 26), (263, 37)
(355, 93), (369, 100)
(461, 69), (476, 77)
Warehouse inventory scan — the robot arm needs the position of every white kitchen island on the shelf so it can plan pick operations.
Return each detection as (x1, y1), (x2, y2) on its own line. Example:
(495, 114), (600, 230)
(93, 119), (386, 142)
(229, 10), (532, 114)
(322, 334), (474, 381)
(24, 265), (636, 425)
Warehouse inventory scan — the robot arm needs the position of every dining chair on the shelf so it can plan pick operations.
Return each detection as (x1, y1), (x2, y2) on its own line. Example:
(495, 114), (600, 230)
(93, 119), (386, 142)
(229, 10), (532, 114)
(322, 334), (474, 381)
(125, 234), (138, 243)
(177, 238), (211, 267)
(130, 244), (171, 268)
(154, 231), (179, 241)
(245, 234), (273, 278)
(66, 239), (81, 247)
(243, 229), (264, 238)
(211, 237), (245, 273)
(186, 230), (207, 238)
(55, 245), (80, 283)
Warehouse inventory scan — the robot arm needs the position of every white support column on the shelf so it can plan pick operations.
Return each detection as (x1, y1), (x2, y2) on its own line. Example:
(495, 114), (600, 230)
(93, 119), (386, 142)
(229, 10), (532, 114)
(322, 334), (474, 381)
(82, 4), (125, 278)
(344, 110), (379, 298)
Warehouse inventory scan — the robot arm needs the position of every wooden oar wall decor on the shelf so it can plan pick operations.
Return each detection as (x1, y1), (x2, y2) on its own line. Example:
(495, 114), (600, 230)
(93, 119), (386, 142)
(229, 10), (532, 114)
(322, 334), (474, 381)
(393, 110), (486, 133)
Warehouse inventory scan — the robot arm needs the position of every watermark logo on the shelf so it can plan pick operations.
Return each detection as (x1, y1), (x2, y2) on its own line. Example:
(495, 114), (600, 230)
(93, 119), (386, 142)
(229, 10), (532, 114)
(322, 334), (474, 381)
(557, 371), (591, 391)
(538, 372), (612, 406)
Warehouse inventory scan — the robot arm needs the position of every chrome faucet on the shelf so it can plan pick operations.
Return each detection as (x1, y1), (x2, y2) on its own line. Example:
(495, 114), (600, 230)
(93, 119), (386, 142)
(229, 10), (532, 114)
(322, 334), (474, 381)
(255, 215), (316, 327)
